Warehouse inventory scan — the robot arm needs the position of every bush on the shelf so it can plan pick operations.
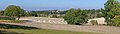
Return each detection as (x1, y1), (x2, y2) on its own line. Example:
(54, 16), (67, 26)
(90, 20), (98, 25)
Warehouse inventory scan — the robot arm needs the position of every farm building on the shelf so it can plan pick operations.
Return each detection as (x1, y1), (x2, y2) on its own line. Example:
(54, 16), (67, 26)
(86, 17), (107, 25)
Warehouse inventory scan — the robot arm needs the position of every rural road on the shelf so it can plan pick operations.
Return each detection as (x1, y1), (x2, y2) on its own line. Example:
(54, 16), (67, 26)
(0, 17), (120, 34)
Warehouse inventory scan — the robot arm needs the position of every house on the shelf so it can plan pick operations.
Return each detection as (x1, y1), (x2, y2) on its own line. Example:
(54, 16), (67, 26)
(86, 17), (107, 25)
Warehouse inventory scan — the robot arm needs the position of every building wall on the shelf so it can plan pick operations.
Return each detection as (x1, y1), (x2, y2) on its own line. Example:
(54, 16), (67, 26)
(86, 17), (107, 25)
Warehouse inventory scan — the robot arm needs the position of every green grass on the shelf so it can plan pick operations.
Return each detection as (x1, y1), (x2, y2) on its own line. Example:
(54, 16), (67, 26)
(0, 29), (102, 34)
(0, 17), (15, 20)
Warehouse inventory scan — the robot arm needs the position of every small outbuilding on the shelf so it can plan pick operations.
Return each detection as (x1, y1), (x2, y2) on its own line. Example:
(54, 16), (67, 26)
(86, 17), (107, 25)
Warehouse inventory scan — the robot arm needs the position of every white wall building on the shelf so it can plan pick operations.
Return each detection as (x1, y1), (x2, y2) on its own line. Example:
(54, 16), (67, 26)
(86, 17), (107, 25)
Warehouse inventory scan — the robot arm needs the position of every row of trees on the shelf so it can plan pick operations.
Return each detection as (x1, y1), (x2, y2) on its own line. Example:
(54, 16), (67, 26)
(64, 8), (104, 25)
(64, 0), (120, 26)
(0, 5), (67, 20)
(25, 10), (66, 17)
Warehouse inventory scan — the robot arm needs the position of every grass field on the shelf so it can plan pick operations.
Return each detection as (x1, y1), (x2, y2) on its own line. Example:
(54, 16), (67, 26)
(0, 29), (102, 34)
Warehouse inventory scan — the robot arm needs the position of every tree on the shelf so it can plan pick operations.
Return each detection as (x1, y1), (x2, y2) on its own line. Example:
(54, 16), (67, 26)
(64, 8), (88, 25)
(64, 8), (76, 24)
(0, 10), (4, 15)
(97, 8), (105, 17)
(104, 0), (120, 25)
(111, 16), (120, 26)
(75, 8), (88, 24)
(25, 12), (33, 16)
(30, 11), (38, 17)
(4, 5), (25, 20)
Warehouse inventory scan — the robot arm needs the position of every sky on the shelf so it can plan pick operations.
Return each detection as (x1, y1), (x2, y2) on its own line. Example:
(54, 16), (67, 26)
(0, 0), (118, 11)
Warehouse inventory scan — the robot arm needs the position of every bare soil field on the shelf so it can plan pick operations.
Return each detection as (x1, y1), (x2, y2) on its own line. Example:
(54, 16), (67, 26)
(0, 17), (120, 34)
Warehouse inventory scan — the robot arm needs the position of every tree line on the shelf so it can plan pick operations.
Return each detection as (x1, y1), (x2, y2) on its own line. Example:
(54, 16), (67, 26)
(64, 0), (120, 26)
(64, 8), (104, 25)
(0, 5), (67, 20)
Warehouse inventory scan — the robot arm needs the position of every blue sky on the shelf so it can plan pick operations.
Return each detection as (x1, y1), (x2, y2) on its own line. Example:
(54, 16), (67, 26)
(0, 0), (117, 11)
